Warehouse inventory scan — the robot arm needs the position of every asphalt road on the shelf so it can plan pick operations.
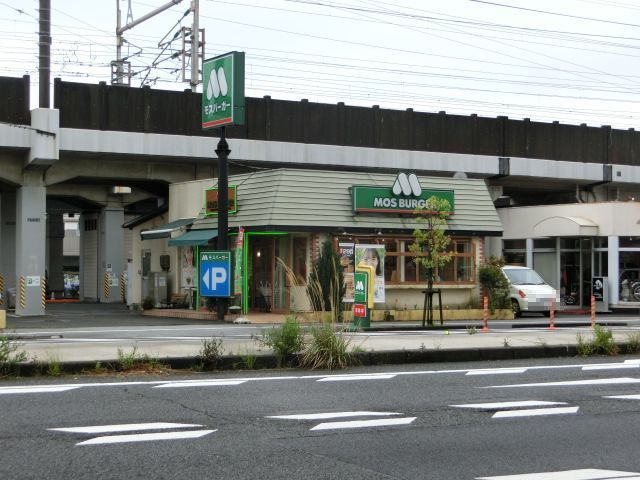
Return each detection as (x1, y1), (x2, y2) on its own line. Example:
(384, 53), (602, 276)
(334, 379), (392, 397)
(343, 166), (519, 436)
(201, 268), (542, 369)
(3, 356), (640, 479)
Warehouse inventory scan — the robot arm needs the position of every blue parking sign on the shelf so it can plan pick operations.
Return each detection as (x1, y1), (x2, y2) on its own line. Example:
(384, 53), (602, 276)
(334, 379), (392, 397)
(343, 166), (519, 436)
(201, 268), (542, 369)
(199, 251), (232, 297)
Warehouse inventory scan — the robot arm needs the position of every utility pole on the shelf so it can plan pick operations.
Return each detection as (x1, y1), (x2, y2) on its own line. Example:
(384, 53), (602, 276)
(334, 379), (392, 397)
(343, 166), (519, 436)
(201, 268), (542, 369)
(38, 0), (51, 107)
(190, 0), (199, 92)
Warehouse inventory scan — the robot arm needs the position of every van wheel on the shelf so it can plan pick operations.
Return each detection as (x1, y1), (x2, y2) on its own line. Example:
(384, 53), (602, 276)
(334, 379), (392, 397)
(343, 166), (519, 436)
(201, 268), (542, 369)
(511, 299), (522, 318)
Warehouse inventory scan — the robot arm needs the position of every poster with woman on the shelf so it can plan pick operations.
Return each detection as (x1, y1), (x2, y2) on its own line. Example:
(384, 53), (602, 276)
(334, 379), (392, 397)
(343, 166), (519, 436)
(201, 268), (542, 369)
(355, 244), (385, 303)
(181, 246), (196, 288)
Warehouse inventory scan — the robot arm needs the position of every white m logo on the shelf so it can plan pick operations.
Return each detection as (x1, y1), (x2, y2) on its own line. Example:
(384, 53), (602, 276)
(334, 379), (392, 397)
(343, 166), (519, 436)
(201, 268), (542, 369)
(206, 67), (229, 100)
(392, 173), (422, 197)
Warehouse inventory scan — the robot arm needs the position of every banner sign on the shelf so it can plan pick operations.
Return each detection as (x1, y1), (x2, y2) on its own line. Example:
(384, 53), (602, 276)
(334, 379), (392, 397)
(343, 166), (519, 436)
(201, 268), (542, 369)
(199, 250), (232, 298)
(339, 242), (355, 303)
(234, 228), (244, 297)
(205, 185), (237, 216)
(202, 51), (245, 129)
(352, 186), (454, 214)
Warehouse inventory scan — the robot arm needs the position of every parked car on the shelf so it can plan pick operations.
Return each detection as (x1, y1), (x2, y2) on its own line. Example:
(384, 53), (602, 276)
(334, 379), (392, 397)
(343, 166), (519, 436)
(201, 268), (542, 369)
(501, 266), (558, 317)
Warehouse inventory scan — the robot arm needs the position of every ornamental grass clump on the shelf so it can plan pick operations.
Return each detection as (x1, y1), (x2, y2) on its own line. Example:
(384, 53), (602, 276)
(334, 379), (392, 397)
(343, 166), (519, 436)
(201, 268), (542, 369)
(300, 324), (358, 370)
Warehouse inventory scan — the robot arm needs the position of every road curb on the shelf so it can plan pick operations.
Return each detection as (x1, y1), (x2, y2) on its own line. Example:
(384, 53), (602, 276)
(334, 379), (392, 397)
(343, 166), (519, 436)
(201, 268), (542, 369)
(11, 342), (626, 377)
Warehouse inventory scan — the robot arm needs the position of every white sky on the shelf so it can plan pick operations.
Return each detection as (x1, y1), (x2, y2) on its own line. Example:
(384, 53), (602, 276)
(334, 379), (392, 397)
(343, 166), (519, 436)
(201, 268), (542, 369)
(2, 0), (640, 129)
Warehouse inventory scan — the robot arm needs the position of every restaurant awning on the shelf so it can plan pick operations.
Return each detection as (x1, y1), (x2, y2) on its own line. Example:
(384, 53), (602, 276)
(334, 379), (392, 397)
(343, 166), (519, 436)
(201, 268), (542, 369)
(168, 229), (218, 247)
(141, 218), (194, 240)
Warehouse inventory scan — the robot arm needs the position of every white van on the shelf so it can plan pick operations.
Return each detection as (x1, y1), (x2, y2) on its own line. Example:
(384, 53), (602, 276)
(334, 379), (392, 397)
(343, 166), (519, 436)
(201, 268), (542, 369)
(501, 266), (558, 317)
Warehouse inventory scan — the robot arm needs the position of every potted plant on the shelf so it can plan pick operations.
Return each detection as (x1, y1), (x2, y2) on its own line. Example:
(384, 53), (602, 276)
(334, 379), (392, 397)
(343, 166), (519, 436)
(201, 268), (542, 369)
(142, 296), (155, 310)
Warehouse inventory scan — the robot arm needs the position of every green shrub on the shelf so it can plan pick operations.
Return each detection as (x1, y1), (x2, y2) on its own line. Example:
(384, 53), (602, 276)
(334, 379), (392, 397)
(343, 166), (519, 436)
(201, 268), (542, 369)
(626, 333), (640, 354)
(198, 338), (225, 370)
(300, 324), (358, 370)
(478, 256), (510, 313)
(576, 326), (619, 357)
(0, 336), (27, 376)
(117, 345), (167, 372)
(259, 317), (305, 367)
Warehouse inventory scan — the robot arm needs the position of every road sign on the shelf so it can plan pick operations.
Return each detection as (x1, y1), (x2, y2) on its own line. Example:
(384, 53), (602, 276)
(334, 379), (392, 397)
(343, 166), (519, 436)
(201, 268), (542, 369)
(199, 251), (232, 297)
(202, 51), (245, 129)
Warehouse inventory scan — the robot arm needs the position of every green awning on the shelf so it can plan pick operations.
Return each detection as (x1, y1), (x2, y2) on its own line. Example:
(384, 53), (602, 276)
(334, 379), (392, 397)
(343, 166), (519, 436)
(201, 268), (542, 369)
(168, 229), (218, 247)
(141, 218), (194, 240)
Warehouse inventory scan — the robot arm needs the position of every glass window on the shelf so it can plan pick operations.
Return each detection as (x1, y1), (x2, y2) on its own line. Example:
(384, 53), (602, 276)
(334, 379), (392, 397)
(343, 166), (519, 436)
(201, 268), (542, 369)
(384, 255), (399, 283)
(292, 237), (307, 284)
(594, 237), (608, 249)
(620, 237), (640, 248)
(619, 251), (640, 302)
(560, 238), (580, 249)
(534, 238), (555, 249)
(503, 239), (526, 250)
(504, 252), (525, 265)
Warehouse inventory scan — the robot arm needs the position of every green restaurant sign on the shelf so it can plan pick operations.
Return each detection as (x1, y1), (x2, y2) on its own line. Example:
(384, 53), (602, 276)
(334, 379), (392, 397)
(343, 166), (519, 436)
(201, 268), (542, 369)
(352, 173), (454, 214)
(202, 51), (245, 129)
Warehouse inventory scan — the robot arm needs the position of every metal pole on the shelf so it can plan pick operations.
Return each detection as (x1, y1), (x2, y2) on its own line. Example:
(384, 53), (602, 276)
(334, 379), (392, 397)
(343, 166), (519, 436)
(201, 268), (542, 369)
(116, 0), (122, 84)
(38, 0), (51, 108)
(191, 0), (199, 91)
(216, 127), (230, 321)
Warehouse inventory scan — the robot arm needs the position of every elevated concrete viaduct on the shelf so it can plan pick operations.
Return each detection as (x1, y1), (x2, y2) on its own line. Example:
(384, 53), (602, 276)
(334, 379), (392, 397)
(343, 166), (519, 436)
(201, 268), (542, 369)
(1, 76), (640, 314)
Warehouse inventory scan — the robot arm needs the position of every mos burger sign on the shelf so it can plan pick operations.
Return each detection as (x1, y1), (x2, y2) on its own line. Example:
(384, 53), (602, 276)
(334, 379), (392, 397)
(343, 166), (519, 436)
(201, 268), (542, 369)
(352, 173), (454, 214)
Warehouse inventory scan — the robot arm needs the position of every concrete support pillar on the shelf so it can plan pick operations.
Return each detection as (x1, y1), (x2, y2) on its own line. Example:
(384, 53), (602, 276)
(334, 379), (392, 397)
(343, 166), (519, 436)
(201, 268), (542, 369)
(526, 238), (534, 269)
(0, 193), (16, 304)
(15, 185), (47, 316)
(608, 236), (619, 304)
(46, 213), (65, 296)
(99, 207), (124, 303)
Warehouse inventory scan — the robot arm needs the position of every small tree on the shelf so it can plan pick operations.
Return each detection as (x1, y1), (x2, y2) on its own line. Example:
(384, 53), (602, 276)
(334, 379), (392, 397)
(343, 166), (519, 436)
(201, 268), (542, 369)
(306, 239), (346, 322)
(409, 197), (454, 327)
(478, 256), (510, 313)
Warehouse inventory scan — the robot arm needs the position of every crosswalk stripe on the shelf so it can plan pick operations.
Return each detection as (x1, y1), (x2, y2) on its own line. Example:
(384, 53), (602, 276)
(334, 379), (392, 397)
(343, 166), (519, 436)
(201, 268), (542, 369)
(604, 394), (640, 400)
(317, 374), (396, 382)
(0, 386), (80, 395)
(267, 411), (402, 420)
(582, 364), (639, 371)
(484, 377), (640, 389)
(451, 401), (566, 410)
(49, 422), (202, 434)
(153, 380), (247, 388)
(477, 468), (640, 479)
(492, 406), (579, 418)
(76, 429), (216, 445)
(310, 417), (416, 431)
(466, 368), (527, 376)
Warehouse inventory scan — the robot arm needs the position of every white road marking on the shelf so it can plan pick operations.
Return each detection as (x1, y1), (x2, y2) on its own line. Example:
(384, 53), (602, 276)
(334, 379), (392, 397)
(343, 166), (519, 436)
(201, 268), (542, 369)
(267, 411), (402, 420)
(492, 406), (579, 418)
(484, 377), (640, 389)
(0, 385), (80, 395)
(317, 374), (396, 382)
(310, 417), (416, 431)
(9, 360), (640, 396)
(466, 368), (527, 375)
(604, 394), (640, 400)
(477, 468), (640, 479)
(76, 429), (216, 445)
(451, 401), (566, 410)
(49, 422), (202, 434)
(153, 380), (247, 388)
(582, 364), (639, 371)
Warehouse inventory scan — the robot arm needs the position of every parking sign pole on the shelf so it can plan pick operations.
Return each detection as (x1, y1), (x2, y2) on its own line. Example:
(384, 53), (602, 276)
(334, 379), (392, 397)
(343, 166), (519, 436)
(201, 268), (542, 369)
(216, 127), (230, 321)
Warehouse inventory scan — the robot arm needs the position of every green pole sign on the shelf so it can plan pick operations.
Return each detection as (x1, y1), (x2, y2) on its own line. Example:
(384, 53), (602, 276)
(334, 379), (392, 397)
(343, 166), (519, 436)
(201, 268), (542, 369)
(202, 51), (245, 129)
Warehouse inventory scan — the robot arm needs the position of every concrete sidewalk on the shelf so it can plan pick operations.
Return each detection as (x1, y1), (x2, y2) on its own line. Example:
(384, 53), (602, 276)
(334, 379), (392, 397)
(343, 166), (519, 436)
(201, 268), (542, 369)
(2, 303), (640, 373)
